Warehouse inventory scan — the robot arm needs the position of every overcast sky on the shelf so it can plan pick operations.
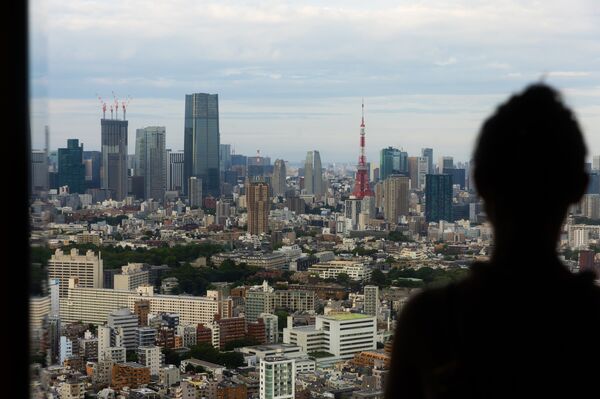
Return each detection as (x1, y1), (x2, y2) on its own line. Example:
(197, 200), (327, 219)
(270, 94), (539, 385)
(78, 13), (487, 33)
(30, 0), (600, 164)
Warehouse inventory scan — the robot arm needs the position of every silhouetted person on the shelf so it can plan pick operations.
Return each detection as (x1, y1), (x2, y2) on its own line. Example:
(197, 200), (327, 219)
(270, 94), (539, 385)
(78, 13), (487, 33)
(386, 84), (600, 398)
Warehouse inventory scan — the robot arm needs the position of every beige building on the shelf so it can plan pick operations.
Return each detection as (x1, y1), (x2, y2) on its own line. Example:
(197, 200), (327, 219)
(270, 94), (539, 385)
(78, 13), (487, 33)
(246, 179), (270, 236)
(58, 379), (85, 399)
(48, 248), (103, 297)
(383, 175), (409, 224)
(114, 263), (149, 291)
(60, 283), (231, 326)
(308, 260), (371, 281)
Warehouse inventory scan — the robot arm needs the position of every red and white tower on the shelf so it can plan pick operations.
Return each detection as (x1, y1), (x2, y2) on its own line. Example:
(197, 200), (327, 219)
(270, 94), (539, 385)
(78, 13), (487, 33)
(351, 100), (375, 199)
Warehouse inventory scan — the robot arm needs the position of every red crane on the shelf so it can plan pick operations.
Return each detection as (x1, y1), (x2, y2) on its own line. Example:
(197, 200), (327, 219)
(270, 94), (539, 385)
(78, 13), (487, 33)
(96, 94), (107, 119)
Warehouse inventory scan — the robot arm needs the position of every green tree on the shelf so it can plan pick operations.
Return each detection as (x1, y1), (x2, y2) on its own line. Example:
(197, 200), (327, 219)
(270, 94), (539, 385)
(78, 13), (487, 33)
(369, 269), (386, 286)
(275, 310), (289, 331)
(336, 273), (351, 286)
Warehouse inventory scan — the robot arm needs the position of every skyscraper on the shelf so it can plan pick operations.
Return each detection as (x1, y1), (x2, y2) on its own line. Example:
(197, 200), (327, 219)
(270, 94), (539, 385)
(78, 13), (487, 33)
(166, 151), (185, 193)
(443, 167), (466, 190)
(135, 126), (166, 201)
(31, 150), (48, 193)
(425, 174), (453, 222)
(58, 139), (85, 194)
(272, 159), (286, 196)
(304, 150), (323, 197)
(246, 178), (270, 236)
(437, 156), (454, 173)
(220, 144), (231, 172)
(421, 148), (433, 174)
(83, 151), (101, 189)
(380, 147), (408, 181)
(188, 177), (202, 208)
(383, 175), (410, 224)
(184, 93), (220, 197)
(101, 119), (128, 200)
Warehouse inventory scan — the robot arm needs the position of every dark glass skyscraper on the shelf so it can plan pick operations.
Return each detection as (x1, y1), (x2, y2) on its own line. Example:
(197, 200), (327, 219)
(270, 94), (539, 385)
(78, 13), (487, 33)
(421, 148), (433, 175)
(83, 151), (101, 189)
(380, 147), (408, 181)
(184, 93), (220, 197)
(101, 119), (128, 200)
(58, 139), (85, 194)
(425, 174), (453, 222)
(443, 167), (466, 190)
(135, 126), (166, 201)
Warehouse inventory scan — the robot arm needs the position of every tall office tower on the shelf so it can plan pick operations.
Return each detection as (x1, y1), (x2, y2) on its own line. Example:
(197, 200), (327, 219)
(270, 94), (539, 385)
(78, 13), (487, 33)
(83, 151), (101, 189)
(188, 177), (202, 208)
(383, 175), (410, 224)
(443, 167), (466, 189)
(231, 154), (248, 178)
(260, 357), (295, 399)
(135, 126), (166, 201)
(107, 308), (139, 350)
(375, 181), (384, 210)
(220, 144), (231, 172)
(216, 199), (231, 225)
(272, 159), (287, 196)
(421, 148), (433, 174)
(408, 157), (418, 190)
(248, 151), (269, 178)
(304, 150), (323, 196)
(184, 93), (220, 197)
(31, 150), (49, 193)
(594, 156), (600, 171)
(166, 151), (185, 193)
(101, 118), (128, 200)
(246, 178), (270, 236)
(363, 285), (379, 317)
(48, 248), (103, 298)
(352, 101), (375, 199)
(425, 174), (453, 222)
(437, 156), (454, 173)
(57, 139), (85, 194)
(345, 198), (362, 231)
(417, 156), (428, 189)
(582, 194), (600, 219)
(380, 147), (408, 181)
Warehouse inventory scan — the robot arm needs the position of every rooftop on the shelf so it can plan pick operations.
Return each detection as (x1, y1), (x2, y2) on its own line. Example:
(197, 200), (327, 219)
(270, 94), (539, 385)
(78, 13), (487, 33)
(320, 313), (372, 321)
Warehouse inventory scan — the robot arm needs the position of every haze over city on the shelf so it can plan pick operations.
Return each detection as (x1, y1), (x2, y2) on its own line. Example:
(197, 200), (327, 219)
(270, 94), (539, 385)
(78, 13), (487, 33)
(30, 0), (600, 162)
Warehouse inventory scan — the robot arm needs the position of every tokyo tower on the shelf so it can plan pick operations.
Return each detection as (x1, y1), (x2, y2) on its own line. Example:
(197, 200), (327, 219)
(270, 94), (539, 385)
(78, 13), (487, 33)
(351, 100), (375, 199)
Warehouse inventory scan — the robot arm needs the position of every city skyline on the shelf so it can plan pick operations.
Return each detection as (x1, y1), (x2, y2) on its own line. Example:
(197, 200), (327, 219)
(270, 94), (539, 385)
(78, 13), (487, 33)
(30, 0), (600, 162)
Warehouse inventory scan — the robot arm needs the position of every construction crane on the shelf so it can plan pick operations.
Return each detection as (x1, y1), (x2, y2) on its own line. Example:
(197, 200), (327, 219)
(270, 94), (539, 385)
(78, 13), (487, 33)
(121, 95), (132, 120)
(112, 91), (119, 119)
(96, 94), (107, 119)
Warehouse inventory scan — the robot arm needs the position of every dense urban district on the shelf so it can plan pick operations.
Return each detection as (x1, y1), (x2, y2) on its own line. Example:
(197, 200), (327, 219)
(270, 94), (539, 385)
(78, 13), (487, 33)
(29, 94), (600, 399)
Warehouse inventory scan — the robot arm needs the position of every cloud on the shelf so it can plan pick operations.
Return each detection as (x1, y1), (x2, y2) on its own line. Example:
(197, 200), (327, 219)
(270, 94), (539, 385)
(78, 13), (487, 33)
(434, 57), (458, 67)
(29, 0), (600, 161)
(547, 71), (591, 78)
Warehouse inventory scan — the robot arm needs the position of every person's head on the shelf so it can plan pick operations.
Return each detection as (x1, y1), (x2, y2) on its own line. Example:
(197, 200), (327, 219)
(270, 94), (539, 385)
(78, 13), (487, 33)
(473, 84), (588, 241)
